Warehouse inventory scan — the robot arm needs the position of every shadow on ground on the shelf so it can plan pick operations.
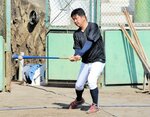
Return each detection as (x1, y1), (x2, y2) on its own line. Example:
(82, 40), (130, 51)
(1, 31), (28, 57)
(53, 102), (89, 111)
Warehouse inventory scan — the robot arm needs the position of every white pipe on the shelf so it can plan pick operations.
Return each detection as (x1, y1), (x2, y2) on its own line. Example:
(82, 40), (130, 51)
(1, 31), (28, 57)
(18, 52), (24, 81)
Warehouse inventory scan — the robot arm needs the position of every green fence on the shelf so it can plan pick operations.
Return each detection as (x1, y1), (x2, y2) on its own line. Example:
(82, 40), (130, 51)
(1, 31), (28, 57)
(104, 30), (150, 85)
(46, 32), (80, 81)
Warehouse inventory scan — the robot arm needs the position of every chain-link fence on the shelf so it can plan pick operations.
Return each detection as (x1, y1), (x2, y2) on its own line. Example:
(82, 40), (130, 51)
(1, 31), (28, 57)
(0, 0), (5, 37)
(46, 0), (150, 29)
(47, 0), (98, 30)
(101, 0), (150, 28)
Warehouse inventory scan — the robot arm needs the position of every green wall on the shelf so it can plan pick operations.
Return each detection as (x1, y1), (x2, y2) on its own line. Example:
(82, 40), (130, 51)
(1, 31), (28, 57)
(0, 36), (4, 91)
(47, 33), (80, 81)
(46, 30), (150, 84)
(104, 30), (150, 85)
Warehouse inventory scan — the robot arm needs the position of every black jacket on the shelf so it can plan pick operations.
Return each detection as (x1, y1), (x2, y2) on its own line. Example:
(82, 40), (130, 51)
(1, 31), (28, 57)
(73, 22), (105, 63)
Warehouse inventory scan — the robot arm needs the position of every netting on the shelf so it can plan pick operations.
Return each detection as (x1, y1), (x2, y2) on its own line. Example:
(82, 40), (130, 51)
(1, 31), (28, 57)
(47, 0), (97, 29)
(46, 0), (150, 29)
(0, 0), (5, 37)
(101, 0), (150, 28)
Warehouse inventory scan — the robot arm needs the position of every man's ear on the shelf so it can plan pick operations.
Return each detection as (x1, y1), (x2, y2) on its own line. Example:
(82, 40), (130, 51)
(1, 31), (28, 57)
(83, 16), (87, 21)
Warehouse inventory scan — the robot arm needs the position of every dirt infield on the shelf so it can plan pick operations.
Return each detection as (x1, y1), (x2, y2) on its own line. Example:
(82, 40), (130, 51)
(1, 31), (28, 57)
(0, 82), (150, 117)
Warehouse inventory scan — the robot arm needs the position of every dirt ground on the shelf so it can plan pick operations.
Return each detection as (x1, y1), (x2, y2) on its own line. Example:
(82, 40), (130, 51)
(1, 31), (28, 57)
(0, 81), (150, 117)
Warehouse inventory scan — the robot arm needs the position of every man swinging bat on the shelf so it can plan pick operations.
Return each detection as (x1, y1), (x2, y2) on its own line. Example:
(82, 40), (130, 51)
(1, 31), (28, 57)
(69, 8), (106, 114)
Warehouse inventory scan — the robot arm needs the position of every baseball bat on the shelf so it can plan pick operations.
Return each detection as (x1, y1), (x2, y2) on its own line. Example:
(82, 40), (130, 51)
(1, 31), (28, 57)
(12, 54), (69, 60)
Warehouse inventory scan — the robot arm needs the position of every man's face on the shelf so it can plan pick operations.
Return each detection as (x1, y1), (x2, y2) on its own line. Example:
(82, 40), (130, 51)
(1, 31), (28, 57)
(72, 15), (86, 27)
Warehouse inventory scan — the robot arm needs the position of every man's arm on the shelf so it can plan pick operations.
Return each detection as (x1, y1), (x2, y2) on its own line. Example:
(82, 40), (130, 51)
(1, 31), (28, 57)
(74, 40), (92, 56)
(69, 40), (93, 62)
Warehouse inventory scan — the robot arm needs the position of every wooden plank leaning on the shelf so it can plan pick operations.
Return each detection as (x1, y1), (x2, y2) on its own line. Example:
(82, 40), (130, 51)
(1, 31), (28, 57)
(123, 9), (150, 92)
(119, 8), (150, 93)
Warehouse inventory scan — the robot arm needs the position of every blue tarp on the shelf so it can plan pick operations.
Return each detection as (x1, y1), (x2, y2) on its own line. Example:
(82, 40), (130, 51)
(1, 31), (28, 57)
(23, 64), (44, 84)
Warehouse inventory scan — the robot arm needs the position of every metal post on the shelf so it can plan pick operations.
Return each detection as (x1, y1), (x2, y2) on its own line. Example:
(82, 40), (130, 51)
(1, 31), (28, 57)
(143, 74), (147, 91)
(45, 0), (50, 85)
(96, 0), (101, 25)
(92, 0), (101, 24)
(45, 0), (50, 28)
(5, 0), (11, 51)
(45, 36), (49, 85)
(0, 36), (4, 91)
(89, 0), (92, 22)
(5, 0), (11, 92)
